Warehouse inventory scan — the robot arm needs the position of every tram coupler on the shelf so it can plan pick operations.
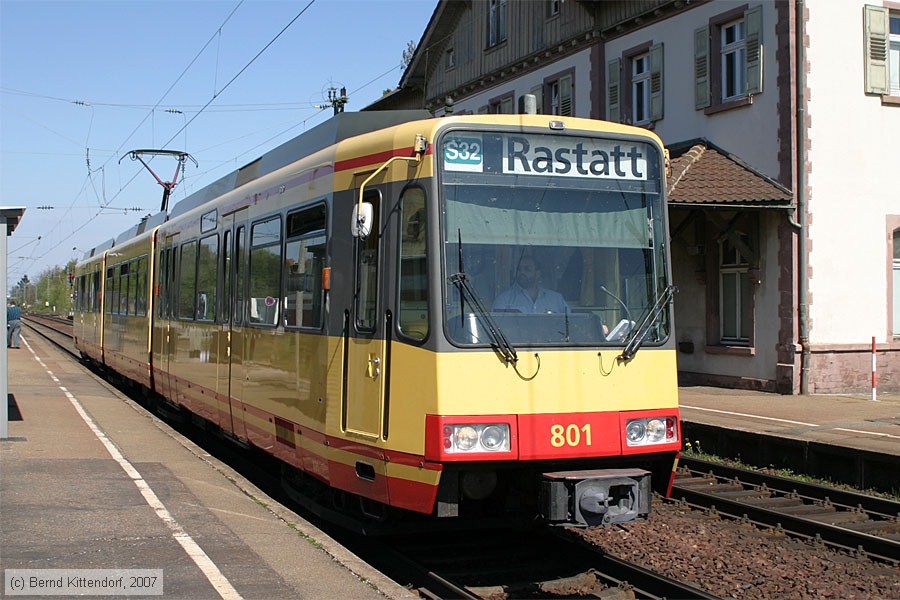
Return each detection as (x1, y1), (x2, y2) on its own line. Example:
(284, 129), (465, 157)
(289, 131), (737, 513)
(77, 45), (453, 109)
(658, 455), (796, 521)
(541, 468), (651, 526)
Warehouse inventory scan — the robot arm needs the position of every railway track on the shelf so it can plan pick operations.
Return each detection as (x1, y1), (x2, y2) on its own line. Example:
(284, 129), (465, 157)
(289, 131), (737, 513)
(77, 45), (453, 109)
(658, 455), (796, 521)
(673, 456), (900, 564)
(22, 314), (722, 599)
(359, 527), (719, 600)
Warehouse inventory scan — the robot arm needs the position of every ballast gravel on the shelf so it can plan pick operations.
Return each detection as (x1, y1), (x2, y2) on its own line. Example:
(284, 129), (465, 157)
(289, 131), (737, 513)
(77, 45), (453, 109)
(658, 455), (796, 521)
(577, 501), (900, 599)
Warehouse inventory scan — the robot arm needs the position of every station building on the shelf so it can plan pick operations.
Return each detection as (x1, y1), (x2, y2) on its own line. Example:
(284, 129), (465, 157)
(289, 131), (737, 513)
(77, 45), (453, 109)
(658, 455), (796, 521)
(368, 0), (900, 394)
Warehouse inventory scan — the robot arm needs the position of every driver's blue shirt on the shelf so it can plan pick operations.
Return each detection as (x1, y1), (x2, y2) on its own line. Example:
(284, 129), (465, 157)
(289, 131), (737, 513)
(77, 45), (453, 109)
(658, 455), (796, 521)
(491, 284), (569, 314)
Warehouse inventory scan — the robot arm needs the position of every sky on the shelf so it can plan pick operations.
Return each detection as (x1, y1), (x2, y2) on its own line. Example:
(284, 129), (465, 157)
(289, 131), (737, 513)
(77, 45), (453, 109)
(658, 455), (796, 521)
(1, 0), (437, 288)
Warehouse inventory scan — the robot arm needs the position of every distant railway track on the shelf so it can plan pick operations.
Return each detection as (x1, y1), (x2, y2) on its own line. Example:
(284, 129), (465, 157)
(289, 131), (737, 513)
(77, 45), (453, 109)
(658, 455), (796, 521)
(673, 456), (900, 563)
(21, 314), (75, 352)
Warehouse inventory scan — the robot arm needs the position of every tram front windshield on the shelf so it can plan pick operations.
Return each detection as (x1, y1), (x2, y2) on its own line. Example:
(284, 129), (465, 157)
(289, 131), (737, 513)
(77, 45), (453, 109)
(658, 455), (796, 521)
(441, 130), (669, 347)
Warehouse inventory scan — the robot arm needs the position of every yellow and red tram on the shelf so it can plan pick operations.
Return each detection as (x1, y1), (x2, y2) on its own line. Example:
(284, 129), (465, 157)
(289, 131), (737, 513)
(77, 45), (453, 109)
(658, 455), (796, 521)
(74, 110), (680, 528)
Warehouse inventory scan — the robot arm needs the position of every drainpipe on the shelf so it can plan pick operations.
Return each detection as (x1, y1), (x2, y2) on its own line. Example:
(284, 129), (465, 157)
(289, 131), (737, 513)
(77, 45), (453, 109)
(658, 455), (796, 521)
(795, 0), (810, 394)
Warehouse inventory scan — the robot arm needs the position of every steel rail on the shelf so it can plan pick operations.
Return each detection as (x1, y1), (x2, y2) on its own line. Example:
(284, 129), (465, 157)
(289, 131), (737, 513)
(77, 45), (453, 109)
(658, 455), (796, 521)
(681, 456), (900, 517)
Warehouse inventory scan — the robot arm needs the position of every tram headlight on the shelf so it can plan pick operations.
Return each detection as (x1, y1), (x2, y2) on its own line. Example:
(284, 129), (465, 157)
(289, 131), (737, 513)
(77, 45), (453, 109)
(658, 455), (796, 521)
(646, 419), (666, 442)
(454, 426), (479, 451)
(625, 417), (678, 446)
(443, 423), (510, 453)
(626, 420), (646, 444)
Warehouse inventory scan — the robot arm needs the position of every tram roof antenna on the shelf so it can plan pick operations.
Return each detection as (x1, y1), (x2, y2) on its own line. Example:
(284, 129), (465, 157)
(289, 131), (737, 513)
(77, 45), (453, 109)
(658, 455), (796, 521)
(120, 149), (197, 213)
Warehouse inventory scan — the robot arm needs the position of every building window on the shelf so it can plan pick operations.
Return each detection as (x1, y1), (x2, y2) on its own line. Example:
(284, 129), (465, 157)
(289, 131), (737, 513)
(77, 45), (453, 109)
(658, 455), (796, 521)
(863, 5), (900, 96)
(695, 4), (762, 111)
(547, 0), (560, 18)
(632, 53), (651, 125)
(866, 6), (900, 96)
(893, 228), (900, 336)
(721, 20), (747, 101)
(545, 71), (573, 116)
(489, 92), (514, 114)
(705, 212), (758, 348)
(719, 232), (751, 344)
(893, 14), (900, 95)
(608, 43), (663, 125)
(446, 47), (455, 70)
(488, 0), (507, 47)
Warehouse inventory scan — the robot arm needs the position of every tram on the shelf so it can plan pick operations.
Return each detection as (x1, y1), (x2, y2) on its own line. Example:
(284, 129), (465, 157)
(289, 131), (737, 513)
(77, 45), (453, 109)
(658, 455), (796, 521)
(74, 110), (680, 529)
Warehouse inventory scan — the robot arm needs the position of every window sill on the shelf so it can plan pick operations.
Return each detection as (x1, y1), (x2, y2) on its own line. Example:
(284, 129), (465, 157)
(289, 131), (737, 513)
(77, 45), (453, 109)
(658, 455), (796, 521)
(705, 344), (755, 356)
(881, 94), (900, 106)
(703, 96), (752, 115)
(484, 40), (508, 54)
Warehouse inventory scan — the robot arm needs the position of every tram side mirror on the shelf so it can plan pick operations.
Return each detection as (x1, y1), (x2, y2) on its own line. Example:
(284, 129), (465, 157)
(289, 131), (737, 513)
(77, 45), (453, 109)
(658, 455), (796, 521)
(352, 202), (373, 238)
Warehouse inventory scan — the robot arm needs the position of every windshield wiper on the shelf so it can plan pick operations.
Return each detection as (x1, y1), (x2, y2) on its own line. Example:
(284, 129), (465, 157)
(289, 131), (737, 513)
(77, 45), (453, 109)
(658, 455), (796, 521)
(618, 285), (676, 363)
(449, 272), (518, 364)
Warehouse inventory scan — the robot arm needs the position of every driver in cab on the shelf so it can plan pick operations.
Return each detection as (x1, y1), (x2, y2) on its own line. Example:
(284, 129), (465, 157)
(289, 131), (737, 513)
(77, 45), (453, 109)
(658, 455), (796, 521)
(492, 256), (569, 314)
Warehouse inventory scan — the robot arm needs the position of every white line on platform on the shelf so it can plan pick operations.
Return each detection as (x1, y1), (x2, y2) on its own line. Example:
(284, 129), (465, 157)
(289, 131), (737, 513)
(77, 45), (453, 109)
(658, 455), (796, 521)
(681, 404), (900, 440)
(23, 338), (243, 600)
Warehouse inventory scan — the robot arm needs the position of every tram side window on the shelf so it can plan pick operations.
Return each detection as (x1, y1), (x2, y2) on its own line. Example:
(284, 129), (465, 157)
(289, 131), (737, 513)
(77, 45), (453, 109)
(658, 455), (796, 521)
(126, 261), (137, 315)
(91, 270), (101, 313)
(234, 227), (245, 325)
(249, 216), (282, 326)
(106, 266), (116, 315)
(356, 192), (380, 331)
(398, 188), (428, 341)
(178, 241), (198, 320)
(157, 250), (167, 318)
(284, 205), (326, 329)
(134, 256), (147, 317)
(197, 235), (218, 321)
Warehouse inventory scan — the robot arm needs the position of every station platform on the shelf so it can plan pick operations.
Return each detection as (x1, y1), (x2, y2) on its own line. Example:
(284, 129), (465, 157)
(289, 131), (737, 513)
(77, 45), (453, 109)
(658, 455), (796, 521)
(1, 333), (416, 599)
(679, 386), (900, 491)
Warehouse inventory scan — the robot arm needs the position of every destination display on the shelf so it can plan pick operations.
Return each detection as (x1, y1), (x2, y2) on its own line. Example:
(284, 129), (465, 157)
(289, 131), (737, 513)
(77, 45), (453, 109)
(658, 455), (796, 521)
(443, 133), (651, 181)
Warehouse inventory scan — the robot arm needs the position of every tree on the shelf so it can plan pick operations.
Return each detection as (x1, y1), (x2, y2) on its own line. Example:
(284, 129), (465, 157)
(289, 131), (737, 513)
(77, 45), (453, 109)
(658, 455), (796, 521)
(401, 40), (416, 70)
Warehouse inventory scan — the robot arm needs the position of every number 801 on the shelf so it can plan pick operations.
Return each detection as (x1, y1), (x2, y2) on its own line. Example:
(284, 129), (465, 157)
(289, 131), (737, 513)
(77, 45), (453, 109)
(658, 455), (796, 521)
(550, 423), (592, 448)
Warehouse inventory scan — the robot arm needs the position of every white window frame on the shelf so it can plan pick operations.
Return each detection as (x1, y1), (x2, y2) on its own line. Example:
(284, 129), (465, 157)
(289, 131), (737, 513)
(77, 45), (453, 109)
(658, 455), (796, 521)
(891, 13), (900, 96)
(488, 0), (507, 47)
(721, 19), (747, 102)
(719, 233), (751, 345)
(632, 53), (651, 125)
(893, 228), (900, 336)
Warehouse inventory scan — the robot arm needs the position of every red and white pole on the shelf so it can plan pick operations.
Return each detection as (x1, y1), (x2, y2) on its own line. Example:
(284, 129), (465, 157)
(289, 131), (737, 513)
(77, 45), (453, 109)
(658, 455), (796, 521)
(872, 336), (878, 402)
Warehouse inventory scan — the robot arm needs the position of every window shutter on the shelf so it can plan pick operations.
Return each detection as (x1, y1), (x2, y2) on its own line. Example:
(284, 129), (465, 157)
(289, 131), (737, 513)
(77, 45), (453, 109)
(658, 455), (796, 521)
(745, 5), (764, 95)
(694, 26), (710, 109)
(864, 5), (889, 95)
(607, 58), (621, 122)
(649, 43), (664, 121)
(530, 84), (543, 114)
(559, 74), (573, 116)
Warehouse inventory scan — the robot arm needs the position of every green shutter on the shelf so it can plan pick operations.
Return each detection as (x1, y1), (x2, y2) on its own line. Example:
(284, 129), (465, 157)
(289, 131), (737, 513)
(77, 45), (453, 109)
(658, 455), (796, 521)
(745, 5), (763, 95)
(694, 26), (710, 109)
(650, 43), (664, 121)
(864, 5), (889, 95)
(559, 74), (573, 116)
(607, 58), (621, 122)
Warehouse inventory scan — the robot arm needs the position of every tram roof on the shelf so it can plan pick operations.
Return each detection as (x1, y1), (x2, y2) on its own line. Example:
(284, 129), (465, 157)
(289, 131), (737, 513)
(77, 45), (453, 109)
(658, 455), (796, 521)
(169, 110), (432, 219)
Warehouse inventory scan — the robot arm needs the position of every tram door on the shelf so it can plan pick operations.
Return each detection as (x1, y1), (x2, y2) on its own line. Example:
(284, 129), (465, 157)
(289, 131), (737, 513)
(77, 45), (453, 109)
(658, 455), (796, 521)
(217, 210), (247, 440)
(345, 189), (387, 439)
(158, 235), (179, 399)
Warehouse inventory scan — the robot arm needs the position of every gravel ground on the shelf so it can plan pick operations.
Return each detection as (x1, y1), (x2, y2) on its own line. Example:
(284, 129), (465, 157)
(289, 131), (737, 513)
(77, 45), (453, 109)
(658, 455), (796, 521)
(577, 501), (900, 599)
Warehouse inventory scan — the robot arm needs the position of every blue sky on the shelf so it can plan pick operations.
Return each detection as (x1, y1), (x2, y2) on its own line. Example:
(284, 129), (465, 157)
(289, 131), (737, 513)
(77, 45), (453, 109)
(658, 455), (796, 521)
(1, 0), (437, 287)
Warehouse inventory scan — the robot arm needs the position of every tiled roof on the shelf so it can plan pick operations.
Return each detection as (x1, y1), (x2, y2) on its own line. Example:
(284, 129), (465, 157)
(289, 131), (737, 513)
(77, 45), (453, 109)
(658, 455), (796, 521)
(666, 140), (794, 207)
